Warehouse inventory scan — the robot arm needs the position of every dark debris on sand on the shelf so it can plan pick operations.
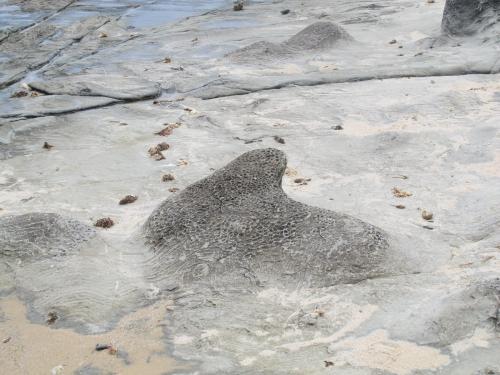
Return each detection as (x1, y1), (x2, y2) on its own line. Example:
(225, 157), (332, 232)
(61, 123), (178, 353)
(94, 217), (114, 229)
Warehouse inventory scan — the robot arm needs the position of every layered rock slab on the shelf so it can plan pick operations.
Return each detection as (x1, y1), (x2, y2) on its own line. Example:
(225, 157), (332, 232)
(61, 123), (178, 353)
(0, 212), (95, 258)
(228, 21), (353, 61)
(0, 94), (118, 118)
(28, 75), (162, 100)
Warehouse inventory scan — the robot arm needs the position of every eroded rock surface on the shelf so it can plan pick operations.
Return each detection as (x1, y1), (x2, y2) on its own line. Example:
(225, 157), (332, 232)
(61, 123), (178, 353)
(0, 94), (118, 118)
(28, 75), (161, 100)
(442, 0), (500, 36)
(144, 148), (393, 288)
(0, 0), (499, 373)
(0, 212), (95, 258)
(0, 15), (110, 89)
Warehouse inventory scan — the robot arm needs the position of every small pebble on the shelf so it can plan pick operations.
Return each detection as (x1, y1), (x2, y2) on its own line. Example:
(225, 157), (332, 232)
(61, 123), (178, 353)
(333, 125), (343, 130)
(233, 1), (243, 11)
(151, 152), (165, 161)
(389, 39), (397, 44)
(2, 337), (11, 344)
(148, 143), (169, 160)
(392, 187), (412, 198)
(422, 210), (433, 221)
(95, 344), (111, 351)
(155, 123), (181, 136)
(10, 91), (28, 98)
(46, 311), (58, 325)
(95, 217), (114, 229)
(273, 136), (285, 144)
(169, 188), (180, 193)
(157, 142), (169, 151)
(108, 345), (118, 355)
(119, 195), (138, 205)
(281, 9), (290, 15)
(162, 174), (175, 182)
(43, 142), (54, 150)
(294, 178), (311, 185)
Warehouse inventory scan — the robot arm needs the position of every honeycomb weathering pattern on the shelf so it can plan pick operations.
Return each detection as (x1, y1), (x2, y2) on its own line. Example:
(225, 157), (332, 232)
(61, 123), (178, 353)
(0, 213), (96, 258)
(227, 21), (353, 61)
(442, 0), (500, 36)
(284, 21), (354, 50)
(144, 148), (391, 288)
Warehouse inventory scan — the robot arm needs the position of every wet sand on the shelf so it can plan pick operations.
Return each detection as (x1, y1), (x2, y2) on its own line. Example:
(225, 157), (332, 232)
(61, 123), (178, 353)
(0, 296), (180, 374)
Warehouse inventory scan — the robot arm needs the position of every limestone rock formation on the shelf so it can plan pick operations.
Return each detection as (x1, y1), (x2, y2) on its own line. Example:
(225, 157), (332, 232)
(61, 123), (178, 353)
(28, 75), (162, 101)
(284, 21), (354, 50)
(228, 21), (353, 61)
(442, 0), (500, 36)
(144, 148), (392, 288)
(0, 213), (96, 258)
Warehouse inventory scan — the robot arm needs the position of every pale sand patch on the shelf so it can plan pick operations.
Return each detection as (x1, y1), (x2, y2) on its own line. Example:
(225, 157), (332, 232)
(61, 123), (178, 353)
(328, 329), (450, 375)
(281, 304), (377, 352)
(450, 328), (493, 356)
(0, 296), (182, 375)
(464, 151), (500, 177)
(240, 356), (257, 366)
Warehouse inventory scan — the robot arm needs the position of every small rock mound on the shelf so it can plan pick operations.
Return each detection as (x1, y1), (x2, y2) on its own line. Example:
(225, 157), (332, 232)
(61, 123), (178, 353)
(228, 22), (353, 61)
(442, 0), (500, 36)
(285, 21), (353, 50)
(0, 213), (96, 258)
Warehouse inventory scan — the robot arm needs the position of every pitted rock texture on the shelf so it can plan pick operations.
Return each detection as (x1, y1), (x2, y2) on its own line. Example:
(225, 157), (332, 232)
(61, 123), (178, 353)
(144, 148), (391, 288)
(284, 21), (354, 50)
(0, 213), (96, 258)
(442, 0), (500, 36)
(228, 21), (353, 61)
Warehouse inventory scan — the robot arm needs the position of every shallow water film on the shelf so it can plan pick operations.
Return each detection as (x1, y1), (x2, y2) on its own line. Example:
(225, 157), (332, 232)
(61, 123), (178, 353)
(1, 0), (500, 374)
